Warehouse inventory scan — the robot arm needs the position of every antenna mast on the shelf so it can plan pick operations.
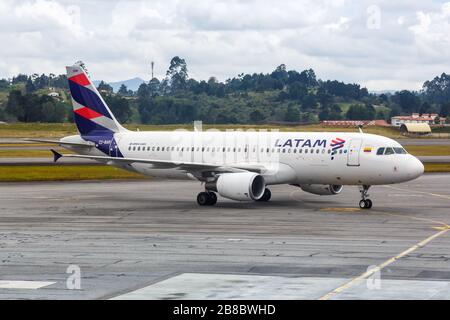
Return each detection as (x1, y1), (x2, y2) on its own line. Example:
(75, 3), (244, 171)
(151, 61), (154, 80)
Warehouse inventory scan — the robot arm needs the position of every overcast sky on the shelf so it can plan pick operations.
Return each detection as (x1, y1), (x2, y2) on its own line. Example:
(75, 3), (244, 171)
(1, 0), (450, 91)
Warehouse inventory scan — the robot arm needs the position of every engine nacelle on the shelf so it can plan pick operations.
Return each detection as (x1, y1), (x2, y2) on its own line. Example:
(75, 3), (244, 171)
(300, 184), (343, 196)
(206, 172), (265, 201)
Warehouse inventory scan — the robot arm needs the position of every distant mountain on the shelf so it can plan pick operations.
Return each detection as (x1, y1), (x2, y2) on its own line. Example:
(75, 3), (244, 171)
(92, 77), (145, 92)
(369, 90), (397, 95)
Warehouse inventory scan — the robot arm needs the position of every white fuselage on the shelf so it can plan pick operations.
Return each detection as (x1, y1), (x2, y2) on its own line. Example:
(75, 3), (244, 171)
(63, 131), (424, 186)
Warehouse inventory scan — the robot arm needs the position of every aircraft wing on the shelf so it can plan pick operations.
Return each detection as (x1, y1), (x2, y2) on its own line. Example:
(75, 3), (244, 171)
(24, 139), (95, 147)
(50, 150), (265, 173)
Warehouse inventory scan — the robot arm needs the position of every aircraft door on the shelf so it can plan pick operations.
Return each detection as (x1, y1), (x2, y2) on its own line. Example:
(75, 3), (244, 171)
(347, 138), (362, 166)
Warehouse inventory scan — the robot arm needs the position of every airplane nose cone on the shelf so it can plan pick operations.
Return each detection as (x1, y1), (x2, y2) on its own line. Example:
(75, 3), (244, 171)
(408, 156), (424, 179)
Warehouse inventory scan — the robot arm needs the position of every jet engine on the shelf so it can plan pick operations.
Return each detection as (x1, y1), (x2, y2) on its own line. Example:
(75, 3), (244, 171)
(300, 184), (343, 196)
(205, 172), (265, 201)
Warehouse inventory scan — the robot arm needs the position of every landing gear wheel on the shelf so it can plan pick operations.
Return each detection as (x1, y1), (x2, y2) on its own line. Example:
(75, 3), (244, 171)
(197, 192), (217, 206)
(197, 192), (210, 206)
(207, 192), (217, 205)
(358, 199), (373, 209)
(358, 185), (373, 209)
(359, 199), (367, 209)
(257, 188), (271, 202)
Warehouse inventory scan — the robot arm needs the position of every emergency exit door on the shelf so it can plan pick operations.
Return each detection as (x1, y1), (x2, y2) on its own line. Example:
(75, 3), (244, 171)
(347, 139), (362, 166)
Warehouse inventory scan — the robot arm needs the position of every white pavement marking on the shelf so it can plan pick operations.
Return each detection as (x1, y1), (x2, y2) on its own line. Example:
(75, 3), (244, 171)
(112, 273), (347, 300)
(319, 227), (450, 300)
(111, 273), (450, 300)
(0, 281), (56, 289)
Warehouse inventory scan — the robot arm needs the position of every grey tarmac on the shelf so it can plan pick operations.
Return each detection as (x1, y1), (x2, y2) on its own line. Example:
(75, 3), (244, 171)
(0, 174), (449, 299)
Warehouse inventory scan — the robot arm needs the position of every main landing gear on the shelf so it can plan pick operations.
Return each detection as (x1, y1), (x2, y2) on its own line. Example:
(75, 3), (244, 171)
(358, 185), (373, 209)
(197, 191), (217, 206)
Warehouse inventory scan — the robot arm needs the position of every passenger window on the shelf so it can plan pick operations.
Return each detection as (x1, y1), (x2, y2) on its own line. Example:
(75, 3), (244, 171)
(128, 146), (131, 151)
(384, 147), (395, 155)
(317, 149), (320, 154)
(377, 147), (385, 155)
(305, 149), (308, 154)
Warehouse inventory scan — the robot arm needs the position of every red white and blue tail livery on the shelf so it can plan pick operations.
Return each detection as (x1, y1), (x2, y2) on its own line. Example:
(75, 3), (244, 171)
(67, 64), (125, 136)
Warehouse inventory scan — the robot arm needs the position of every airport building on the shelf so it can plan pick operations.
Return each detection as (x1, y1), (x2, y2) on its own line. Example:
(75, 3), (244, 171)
(391, 113), (446, 126)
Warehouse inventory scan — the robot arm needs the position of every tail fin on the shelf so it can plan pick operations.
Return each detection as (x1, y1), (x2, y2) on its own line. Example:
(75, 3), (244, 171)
(66, 63), (125, 136)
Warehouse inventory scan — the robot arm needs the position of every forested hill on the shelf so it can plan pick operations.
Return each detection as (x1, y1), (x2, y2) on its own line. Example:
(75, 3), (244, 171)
(1, 57), (450, 125)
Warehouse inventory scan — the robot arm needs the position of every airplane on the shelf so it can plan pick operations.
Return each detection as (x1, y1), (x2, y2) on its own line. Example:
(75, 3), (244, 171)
(31, 63), (424, 209)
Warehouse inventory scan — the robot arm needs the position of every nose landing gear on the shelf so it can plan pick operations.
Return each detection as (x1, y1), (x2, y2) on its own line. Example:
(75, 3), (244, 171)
(358, 185), (372, 209)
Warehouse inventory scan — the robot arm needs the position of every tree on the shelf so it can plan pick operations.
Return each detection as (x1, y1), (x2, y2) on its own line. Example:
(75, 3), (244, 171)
(346, 104), (376, 120)
(287, 82), (307, 100)
(392, 90), (421, 113)
(97, 81), (113, 93)
(284, 105), (300, 122)
(117, 84), (129, 96)
(249, 109), (265, 123)
(271, 64), (288, 83)
(166, 56), (188, 93)
(422, 73), (450, 104)
(5, 90), (25, 120)
(104, 95), (132, 123)
(25, 78), (36, 93)
(0, 79), (9, 89)
(440, 103), (450, 117)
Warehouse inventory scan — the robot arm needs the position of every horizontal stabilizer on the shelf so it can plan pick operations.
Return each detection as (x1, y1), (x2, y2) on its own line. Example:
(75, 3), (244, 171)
(50, 149), (63, 163)
(24, 139), (95, 147)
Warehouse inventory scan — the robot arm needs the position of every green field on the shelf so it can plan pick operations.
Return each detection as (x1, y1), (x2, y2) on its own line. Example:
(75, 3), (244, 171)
(0, 165), (145, 182)
(405, 145), (450, 156)
(423, 163), (450, 173)
(0, 149), (76, 158)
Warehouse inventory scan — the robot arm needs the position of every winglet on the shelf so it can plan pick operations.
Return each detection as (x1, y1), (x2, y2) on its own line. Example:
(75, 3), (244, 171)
(50, 149), (63, 163)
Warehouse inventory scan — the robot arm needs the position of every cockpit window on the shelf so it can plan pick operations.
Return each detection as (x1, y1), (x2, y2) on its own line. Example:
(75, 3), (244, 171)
(394, 147), (407, 154)
(384, 147), (395, 155)
(377, 147), (385, 155)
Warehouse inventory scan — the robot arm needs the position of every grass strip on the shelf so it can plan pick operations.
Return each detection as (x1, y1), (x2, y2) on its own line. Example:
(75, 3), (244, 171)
(0, 165), (146, 182)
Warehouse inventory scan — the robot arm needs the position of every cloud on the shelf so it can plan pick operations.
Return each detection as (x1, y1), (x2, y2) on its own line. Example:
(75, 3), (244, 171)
(0, 0), (449, 91)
